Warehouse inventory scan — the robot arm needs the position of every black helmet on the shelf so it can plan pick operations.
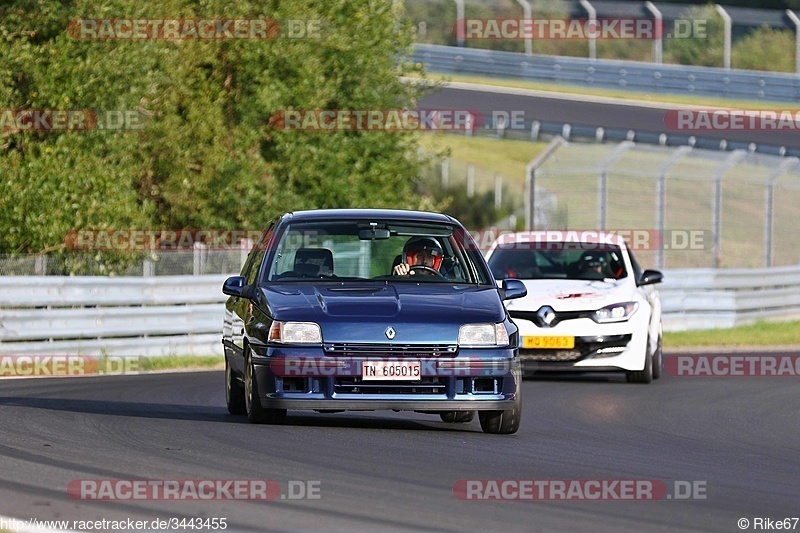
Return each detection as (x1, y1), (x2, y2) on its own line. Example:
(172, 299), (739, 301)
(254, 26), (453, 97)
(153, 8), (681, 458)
(580, 253), (607, 270)
(404, 237), (443, 270)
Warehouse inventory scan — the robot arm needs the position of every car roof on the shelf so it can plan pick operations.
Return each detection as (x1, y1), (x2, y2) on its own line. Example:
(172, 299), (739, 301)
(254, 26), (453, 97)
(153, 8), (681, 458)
(285, 209), (458, 224)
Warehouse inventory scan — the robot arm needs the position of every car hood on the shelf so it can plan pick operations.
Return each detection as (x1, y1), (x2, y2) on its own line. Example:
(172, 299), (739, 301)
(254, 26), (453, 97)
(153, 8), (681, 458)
(260, 283), (506, 344)
(506, 278), (635, 312)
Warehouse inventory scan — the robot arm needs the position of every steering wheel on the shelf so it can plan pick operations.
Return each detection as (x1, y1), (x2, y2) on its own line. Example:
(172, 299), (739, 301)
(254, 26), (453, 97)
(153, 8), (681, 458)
(409, 265), (444, 278)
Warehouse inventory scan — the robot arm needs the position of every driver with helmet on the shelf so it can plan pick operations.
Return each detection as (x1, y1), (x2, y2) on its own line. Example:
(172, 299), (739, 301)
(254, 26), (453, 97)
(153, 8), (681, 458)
(393, 237), (444, 277)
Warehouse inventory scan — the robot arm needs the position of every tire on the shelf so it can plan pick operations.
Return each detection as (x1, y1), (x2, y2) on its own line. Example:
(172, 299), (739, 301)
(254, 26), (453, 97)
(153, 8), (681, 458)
(652, 334), (663, 380)
(225, 356), (246, 415)
(440, 411), (475, 423)
(626, 336), (654, 384)
(478, 388), (521, 434)
(244, 348), (287, 424)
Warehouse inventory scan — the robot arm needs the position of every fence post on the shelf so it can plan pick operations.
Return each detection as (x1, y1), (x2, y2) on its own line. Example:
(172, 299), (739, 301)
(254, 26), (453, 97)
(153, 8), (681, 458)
(715, 5), (732, 70)
(579, 0), (597, 60)
(143, 258), (155, 277)
(711, 150), (745, 267)
(495, 173), (503, 211)
(466, 164), (475, 198)
(525, 136), (567, 230)
(655, 146), (691, 269)
(644, 2), (663, 64)
(454, 0), (465, 48)
(193, 242), (207, 276)
(516, 0), (532, 56)
(764, 157), (799, 267)
(441, 157), (449, 188)
(597, 141), (634, 231)
(787, 10), (800, 74)
(34, 254), (47, 276)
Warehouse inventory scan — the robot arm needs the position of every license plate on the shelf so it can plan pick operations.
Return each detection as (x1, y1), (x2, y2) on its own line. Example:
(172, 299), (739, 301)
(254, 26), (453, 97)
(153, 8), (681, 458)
(523, 336), (575, 349)
(362, 360), (421, 380)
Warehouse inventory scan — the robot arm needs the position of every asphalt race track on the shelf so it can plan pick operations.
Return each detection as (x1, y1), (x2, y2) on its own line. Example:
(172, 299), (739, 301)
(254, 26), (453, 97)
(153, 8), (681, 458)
(1, 353), (798, 533)
(420, 85), (800, 150)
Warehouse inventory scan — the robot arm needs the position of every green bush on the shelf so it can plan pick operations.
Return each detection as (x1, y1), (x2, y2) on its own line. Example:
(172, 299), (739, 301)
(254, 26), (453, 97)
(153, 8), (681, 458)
(1, 0), (434, 273)
(732, 26), (795, 72)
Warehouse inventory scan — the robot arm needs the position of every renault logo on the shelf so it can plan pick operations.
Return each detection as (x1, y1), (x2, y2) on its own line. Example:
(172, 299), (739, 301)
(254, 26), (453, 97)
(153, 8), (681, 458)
(536, 306), (557, 328)
(385, 326), (396, 340)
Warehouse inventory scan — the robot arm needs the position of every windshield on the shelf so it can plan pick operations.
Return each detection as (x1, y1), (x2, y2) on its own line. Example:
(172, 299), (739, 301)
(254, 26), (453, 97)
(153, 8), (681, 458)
(488, 243), (628, 281)
(265, 220), (492, 284)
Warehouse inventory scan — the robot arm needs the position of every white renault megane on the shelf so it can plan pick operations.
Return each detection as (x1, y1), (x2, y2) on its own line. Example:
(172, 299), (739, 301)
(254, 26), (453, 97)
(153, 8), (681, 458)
(485, 231), (663, 383)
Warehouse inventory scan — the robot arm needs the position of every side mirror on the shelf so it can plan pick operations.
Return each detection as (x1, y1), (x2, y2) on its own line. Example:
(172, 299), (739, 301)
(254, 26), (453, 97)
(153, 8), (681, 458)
(638, 269), (663, 286)
(501, 278), (527, 301)
(222, 276), (247, 297)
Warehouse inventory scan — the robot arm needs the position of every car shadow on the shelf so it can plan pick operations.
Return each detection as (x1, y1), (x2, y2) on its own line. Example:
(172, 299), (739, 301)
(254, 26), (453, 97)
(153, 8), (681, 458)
(523, 372), (629, 384)
(0, 396), (480, 432)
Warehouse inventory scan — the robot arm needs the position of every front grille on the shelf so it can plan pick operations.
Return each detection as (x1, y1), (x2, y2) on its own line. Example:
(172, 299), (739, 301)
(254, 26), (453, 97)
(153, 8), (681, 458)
(521, 349), (583, 362)
(520, 334), (632, 363)
(324, 343), (457, 358)
(334, 377), (446, 395)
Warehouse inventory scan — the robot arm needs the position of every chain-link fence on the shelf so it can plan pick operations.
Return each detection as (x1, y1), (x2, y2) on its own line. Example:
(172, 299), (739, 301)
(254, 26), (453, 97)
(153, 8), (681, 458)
(528, 139), (800, 269)
(0, 247), (248, 277)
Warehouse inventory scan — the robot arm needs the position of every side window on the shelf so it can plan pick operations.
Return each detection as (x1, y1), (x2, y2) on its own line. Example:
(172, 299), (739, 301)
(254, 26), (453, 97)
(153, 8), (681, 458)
(243, 223), (275, 285)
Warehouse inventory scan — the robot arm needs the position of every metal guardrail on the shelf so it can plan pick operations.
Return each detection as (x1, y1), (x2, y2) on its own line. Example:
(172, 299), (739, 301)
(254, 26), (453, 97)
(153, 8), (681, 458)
(413, 43), (800, 102)
(0, 275), (229, 356)
(1, 269), (799, 356)
(659, 265), (800, 329)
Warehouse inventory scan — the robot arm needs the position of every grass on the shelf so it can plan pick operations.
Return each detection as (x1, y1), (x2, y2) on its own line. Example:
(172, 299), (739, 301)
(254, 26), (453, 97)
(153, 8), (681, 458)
(420, 72), (800, 111)
(418, 132), (547, 190)
(664, 320), (800, 348)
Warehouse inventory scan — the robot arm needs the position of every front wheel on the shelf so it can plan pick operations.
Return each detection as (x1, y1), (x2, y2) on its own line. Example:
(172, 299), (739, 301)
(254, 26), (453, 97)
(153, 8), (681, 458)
(478, 389), (521, 434)
(652, 334), (663, 380)
(225, 356), (246, 415)
(244, 348), (287, 424)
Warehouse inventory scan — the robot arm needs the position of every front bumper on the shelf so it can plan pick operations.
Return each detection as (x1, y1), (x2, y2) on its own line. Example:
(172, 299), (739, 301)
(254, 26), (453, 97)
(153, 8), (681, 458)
(250, 345), (520, 411)
(513, 316), (648, 373)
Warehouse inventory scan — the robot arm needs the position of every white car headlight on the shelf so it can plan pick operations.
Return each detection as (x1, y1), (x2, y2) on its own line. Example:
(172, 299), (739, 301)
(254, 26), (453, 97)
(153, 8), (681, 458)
(268, 321), (322, 343)
(592, 302), (639, 323)
(458, 323), (510, 347)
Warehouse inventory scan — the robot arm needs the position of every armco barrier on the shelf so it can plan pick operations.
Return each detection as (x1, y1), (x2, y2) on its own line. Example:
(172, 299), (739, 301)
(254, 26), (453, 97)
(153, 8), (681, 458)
(658, 265), (800, 330)
(0, 275), (229, 356)
(1, 268), (799, 356)
(413, 43), (800, 102)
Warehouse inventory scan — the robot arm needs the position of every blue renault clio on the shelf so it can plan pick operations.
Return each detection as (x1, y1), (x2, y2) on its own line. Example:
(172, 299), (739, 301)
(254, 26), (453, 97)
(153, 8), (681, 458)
(222, 209), (526, 434)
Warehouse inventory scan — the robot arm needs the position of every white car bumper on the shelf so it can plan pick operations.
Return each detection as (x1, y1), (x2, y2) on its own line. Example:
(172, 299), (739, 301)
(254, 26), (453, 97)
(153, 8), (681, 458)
(513, 312), (650, 373)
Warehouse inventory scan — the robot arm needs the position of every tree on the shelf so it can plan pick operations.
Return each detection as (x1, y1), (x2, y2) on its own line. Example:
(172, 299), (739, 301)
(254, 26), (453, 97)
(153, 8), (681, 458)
(1, 0), (432, 272)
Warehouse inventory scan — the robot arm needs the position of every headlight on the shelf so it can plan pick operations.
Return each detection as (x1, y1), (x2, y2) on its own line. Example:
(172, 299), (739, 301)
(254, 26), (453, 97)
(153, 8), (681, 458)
(458, 323), (510, 347)
(592, 302), (638, 323)
(268, 321), (322, 343)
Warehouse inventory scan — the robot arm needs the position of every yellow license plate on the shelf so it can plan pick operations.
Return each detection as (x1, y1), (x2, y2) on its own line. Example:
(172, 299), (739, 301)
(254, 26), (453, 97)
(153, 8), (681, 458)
(523, 336), (575, 349)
